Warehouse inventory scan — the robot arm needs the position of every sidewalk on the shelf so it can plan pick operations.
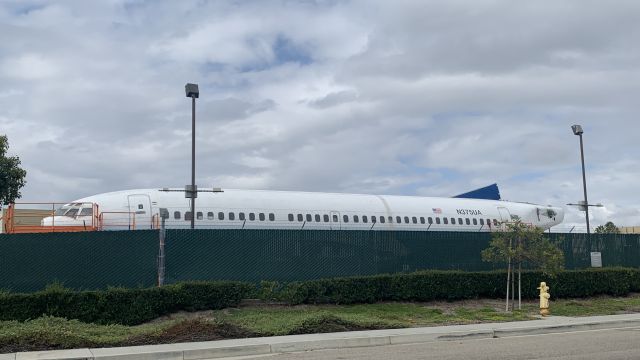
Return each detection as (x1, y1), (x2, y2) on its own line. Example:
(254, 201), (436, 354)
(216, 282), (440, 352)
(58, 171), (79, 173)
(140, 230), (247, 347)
(5, 313), (640, 360)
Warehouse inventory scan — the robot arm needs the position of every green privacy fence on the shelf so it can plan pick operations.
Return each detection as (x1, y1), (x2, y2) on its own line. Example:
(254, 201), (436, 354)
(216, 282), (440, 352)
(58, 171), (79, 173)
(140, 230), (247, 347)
(1, 230), (639, 292)
(0, 230), (158, 292)
(164, 230), (497, 284)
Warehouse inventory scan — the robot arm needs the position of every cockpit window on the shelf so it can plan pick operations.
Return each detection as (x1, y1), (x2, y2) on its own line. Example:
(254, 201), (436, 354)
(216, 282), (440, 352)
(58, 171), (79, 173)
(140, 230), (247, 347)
(54, 205), (72, 216)
(65, 208), (79, 217)
(54, 203), (92, 217)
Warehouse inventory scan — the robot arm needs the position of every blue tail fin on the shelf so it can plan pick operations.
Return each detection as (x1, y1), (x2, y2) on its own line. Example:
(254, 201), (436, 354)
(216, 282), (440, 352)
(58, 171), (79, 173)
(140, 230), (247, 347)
(454, 184), (501, 200)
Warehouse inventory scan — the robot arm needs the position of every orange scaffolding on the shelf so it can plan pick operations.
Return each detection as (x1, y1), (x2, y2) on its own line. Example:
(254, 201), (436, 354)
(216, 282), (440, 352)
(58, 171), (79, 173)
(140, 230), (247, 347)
(2, 202), (100, 234)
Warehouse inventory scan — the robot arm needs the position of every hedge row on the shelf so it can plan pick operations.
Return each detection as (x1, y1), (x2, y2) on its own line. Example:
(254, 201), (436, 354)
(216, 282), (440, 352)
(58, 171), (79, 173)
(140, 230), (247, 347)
(1, 268), (638, 325)
(274, 268), (640, 305)
(0, 281), (253, 325)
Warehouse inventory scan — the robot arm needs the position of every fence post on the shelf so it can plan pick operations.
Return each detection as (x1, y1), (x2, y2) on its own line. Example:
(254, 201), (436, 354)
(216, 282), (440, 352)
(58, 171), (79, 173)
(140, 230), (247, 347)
(158, 209), (168, 286)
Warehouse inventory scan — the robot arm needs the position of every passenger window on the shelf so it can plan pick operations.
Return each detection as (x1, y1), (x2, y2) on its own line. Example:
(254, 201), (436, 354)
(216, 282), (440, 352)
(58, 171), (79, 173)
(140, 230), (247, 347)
(363, 215), (368, 223)
(420, 217), (425, 224)
(487, 218), (491, 226)
(229, 212), (235, 220)
(333, 214), (339, 222)
(354, 215), (359, 223)
(451, 218), (456, 225)
(315, 214), (320, 222)
(380, 216), (385, 223)
(428, 217), (433, 224)
(324, 214), (329, 222)
(473, 218), (478, 225)
(412, 216), (417, 224)
(306, 214), (312, 222)
(174, 211), (181, 220)
(259, 213), (265, 221)
(250, 213), (256, 221)
(343, 215), (349, 223)
(218, 212), (224, 220)
(207, 212), (214, 220)
(269, 213), (275, 221)
(443, 217), (448, 224)
(298, 214), (303, 222)
(465, 218), (471, 225)
(404, 216), (409, 223)
(388, 216), (393, 223)
(436, 217), (441, 224)
(239, 212), (245, 221)
(185, 212), (193, 221)
(459, 218), (463, 225)
(493, 219), (499, 226)
(288, 214), (294, 221)
(197, 212), (203, 220)
(395, 216), (400, 223)
(480, 219), (485, 225)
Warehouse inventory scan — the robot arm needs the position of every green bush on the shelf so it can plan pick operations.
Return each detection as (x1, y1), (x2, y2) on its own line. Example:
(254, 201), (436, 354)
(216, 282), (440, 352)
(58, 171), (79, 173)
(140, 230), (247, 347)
(0, 269), (638, 325)
(277, 268), (640, 305)
(0, 281), (253, 326)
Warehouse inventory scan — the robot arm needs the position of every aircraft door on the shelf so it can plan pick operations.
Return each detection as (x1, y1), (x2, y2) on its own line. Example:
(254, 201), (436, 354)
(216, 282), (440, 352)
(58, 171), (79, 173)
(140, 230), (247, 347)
(497, 207), (512, 224)
(330, 211), (341, 230)
(128, 194), (153, 229)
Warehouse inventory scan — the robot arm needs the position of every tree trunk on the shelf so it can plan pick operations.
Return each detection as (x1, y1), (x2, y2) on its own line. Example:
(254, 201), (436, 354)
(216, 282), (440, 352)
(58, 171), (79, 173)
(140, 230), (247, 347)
(506, 257), (511, 312)
(518, 261), (522, 310)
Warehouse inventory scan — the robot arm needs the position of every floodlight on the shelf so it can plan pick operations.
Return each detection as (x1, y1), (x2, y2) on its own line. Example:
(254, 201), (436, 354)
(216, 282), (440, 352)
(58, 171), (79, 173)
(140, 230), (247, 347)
(571, 125), (583, 135)
(185, 83), (199, 98)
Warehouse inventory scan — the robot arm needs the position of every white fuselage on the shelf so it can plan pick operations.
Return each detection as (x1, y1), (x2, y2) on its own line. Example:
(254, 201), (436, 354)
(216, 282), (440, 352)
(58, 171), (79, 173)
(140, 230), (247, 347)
(41, 188), (564, 231)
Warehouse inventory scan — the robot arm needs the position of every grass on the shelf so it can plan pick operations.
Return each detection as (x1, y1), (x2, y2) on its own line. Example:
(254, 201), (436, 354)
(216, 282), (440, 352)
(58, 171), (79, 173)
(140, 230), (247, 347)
(551, 296), (640, 316)
(1, 294), (639, 353)
(0, 316), (164, 352)
(210, 303), (532, 335)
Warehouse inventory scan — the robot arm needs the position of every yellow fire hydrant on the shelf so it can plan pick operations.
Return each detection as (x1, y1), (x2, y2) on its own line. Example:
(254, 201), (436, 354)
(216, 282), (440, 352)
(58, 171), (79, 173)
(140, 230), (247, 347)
(538, 282), (550, 316)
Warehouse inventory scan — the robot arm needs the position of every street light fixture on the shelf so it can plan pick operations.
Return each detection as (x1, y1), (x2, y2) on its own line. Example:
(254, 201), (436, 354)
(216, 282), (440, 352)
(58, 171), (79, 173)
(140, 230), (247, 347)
(571, 124), (592, 235)
(185, 83), (199, 229)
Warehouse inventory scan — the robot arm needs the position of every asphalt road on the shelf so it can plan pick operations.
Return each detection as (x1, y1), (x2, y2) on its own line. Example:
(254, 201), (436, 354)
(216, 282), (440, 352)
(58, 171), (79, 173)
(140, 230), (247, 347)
(235, 326), (640, 360)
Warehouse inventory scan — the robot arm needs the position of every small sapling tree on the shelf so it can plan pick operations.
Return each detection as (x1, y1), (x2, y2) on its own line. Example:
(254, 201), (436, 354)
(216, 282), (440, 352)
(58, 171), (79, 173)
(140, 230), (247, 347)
(482, 219), (564, 311)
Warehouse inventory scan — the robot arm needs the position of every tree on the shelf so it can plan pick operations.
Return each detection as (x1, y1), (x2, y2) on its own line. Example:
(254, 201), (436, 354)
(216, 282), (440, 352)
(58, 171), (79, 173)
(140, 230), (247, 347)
(481, 220), (564, 311)
(594, 221), (620, 234)
(0, 135), (27, 206)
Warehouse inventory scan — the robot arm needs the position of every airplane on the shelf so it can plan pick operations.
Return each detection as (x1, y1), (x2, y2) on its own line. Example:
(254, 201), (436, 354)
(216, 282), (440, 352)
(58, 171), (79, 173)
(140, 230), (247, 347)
(40, 184), (564, 231)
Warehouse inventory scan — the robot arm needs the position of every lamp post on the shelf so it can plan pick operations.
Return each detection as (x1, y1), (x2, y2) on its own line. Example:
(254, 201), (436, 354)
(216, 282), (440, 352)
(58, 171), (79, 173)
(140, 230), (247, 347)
(185, 83), (199, 229)
(571, 124), (590, 235)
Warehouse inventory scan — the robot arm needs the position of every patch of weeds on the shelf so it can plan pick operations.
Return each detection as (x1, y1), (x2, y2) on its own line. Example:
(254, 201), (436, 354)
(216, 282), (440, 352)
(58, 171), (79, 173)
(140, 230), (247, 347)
(125, 318), (258, 345)
(287, 314), (390, 335)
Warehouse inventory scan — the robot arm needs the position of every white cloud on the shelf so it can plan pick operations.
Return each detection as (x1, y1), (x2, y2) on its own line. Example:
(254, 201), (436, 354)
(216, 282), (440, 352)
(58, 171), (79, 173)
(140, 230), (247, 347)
(1, 54), (59, 79)
(1, 0), (639, 231)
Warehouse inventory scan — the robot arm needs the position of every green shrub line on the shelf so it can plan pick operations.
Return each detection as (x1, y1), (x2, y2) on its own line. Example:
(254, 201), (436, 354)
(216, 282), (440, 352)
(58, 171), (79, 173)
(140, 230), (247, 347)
(1, 268), (638, 325)
(277, 268), (640, 305)
(0, 281), (253, 326)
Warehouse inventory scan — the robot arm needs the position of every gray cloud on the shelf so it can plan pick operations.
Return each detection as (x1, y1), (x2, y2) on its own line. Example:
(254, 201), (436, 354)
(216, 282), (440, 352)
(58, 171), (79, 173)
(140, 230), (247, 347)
(1, 0), (639, 230)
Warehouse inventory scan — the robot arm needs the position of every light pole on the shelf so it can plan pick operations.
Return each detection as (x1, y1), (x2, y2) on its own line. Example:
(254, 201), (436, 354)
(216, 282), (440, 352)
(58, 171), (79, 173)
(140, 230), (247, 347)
(185, 83), (199, 229)
(571, 124), (590, 235)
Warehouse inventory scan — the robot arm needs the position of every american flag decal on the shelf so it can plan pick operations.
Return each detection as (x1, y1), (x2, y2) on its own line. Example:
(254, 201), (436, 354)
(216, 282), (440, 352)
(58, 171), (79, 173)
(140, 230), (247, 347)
(432, 208), (442, 214)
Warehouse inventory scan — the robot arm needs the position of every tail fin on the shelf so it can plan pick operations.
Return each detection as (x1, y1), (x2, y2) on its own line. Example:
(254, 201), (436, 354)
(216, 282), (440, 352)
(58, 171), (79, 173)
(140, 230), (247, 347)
(453, 184), (501, 200)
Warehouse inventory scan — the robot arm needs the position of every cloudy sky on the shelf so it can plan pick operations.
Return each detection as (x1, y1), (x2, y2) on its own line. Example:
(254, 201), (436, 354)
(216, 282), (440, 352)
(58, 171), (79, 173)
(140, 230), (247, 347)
(1, 0), (639, 231)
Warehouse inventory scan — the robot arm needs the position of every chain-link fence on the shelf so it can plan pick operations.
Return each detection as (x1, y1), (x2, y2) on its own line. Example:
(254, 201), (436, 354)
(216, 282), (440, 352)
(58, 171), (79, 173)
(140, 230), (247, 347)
(0, 230), (158, 292)
(1, 230), (639, 292)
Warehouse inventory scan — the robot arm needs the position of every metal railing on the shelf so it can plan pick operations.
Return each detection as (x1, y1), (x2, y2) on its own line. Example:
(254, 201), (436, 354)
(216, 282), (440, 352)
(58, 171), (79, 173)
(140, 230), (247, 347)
(98, 212), (137, 230)
(2, 202), (99, 234)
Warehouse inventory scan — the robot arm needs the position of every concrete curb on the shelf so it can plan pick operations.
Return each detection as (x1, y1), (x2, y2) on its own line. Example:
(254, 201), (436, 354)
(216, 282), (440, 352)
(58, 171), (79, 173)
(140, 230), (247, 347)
(6, 315), (640, 360)
(491, 318), (640, 338)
